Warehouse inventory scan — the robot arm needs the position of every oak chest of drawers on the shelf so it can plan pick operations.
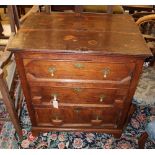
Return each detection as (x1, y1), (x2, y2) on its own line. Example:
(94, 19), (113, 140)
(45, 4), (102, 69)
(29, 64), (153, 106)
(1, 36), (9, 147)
(8, 12), (151, 137)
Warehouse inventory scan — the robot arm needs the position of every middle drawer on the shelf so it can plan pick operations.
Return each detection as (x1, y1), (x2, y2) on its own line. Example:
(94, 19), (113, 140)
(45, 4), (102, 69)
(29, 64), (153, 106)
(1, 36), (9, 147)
(30, 86), (128, 106)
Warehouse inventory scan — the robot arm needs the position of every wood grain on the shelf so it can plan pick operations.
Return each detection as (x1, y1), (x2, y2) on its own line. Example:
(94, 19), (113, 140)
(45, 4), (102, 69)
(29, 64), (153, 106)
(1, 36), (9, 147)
(8, 13), (151, 57)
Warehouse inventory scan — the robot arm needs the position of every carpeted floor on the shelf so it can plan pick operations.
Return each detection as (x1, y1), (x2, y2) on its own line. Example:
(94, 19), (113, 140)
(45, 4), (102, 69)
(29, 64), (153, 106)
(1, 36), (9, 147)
(0, 101), (155, 149)
(0, 101), (8, 132)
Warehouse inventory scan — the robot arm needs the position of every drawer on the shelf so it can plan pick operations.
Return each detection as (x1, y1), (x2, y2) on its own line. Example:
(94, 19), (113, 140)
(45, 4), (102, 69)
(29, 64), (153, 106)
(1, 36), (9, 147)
(34, 106), (122, 128)
(30, 86), (128, 106)
(24, 59), (135, 81)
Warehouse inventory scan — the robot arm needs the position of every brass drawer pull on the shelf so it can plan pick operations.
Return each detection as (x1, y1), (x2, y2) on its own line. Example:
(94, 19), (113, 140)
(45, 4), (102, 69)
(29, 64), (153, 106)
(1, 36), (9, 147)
(91, 115), (102, 125)
(102, 68), (110, 78)
(48, 66), (56, 77)
(74, 63), (84, 69)
(52, 116), (63, 125)
(100, 95), (106, 102)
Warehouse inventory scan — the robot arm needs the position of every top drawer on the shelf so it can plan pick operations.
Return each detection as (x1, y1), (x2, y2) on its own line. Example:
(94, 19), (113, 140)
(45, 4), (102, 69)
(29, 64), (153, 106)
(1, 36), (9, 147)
(23, 59), (135, 81)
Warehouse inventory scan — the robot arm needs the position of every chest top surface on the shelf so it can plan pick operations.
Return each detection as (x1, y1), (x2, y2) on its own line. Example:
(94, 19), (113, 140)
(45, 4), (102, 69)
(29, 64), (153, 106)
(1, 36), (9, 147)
(8, 12), (151, 57)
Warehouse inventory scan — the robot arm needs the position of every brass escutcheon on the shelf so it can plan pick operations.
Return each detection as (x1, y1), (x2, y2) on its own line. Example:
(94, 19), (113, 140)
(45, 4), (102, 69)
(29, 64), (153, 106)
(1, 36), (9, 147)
(73, 88), (82, 93)
(48, 66), (56, 77)
(74, 108), (81, 113)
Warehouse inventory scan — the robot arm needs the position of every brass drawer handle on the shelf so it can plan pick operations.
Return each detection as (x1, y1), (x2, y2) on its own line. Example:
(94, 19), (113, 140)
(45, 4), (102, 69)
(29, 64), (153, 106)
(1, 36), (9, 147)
(73, 88), (82, 93)
(100, 95), (106, 102)
(74, 63), (84, 69)
(51, 116), (63, 125)
(102, 68), (110, 78)
(48, 66), (56, 77)
(91, 116), (102, 125)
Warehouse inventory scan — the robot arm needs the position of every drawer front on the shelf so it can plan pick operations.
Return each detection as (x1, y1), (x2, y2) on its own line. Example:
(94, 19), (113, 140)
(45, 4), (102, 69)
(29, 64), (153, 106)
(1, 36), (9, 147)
(24, 59), (135, 81)
(34, 106), (121, 128)
(30, 86), (128, 106)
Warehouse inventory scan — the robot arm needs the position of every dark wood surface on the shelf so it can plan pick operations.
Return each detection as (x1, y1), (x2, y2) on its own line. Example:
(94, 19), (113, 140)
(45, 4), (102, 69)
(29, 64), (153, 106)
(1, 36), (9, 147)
(8, 13), (151, 57)
(9, 12), (152, 138)
(24, 58), (135, 81)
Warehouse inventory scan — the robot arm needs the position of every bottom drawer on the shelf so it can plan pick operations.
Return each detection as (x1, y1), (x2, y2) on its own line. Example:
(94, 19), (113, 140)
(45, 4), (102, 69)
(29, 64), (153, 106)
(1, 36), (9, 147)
(34, 106), (122, 128)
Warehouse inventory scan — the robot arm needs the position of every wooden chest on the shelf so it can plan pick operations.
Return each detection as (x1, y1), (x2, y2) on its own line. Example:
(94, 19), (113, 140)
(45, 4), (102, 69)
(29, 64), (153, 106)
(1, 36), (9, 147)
(8, 13), (151, 137)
